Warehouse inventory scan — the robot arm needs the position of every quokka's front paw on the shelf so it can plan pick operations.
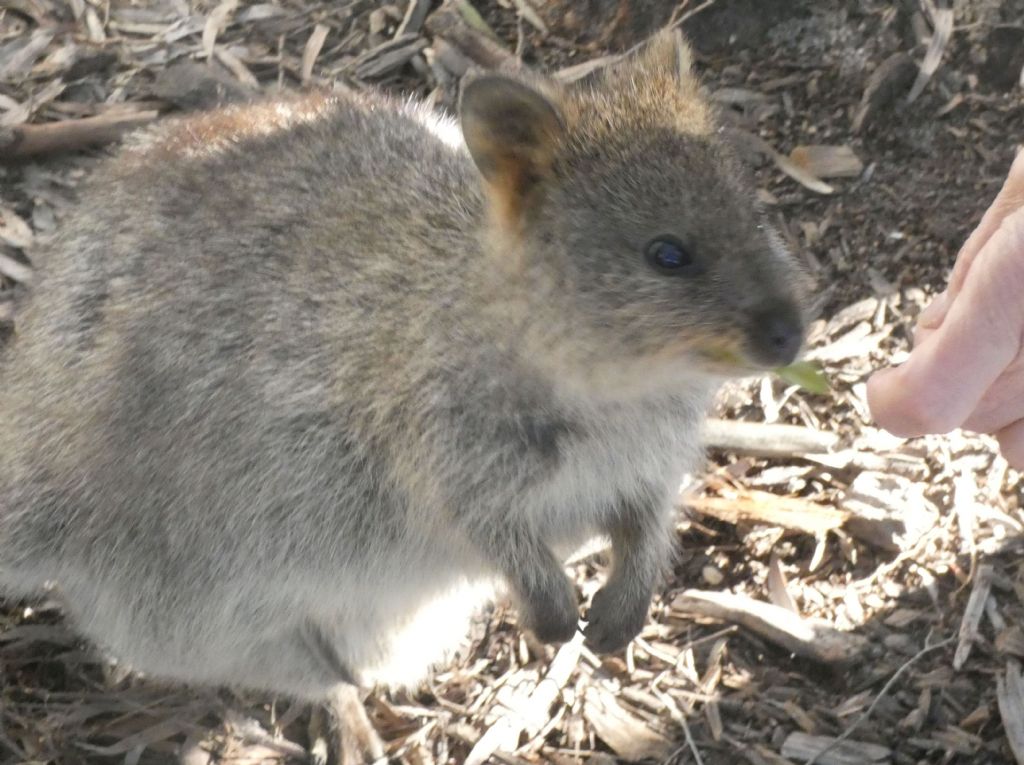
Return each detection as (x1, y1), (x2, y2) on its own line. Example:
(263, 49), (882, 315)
(522, 574), (581, 645)
(583, 583), (651, 654)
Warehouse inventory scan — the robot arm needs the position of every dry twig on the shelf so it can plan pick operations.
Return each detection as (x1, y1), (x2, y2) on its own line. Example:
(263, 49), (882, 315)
(703, 418), (840, 457)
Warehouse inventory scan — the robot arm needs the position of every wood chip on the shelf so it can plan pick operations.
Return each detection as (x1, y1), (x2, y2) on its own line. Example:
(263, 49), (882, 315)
(701, 565), (724, 586)
(0, 93), (30, 129)
(723, 128), (835, 193)
(672, 590), (869, 664)
(784, 700), (817, 733)
(202, 0), (239, 60)
(353, 35), (427, 80)
(768, 553), (799, 614)
(998, 661), (1024, 765)
(906, 9), (954, 103)
(883, 609), (926, 629)
(767, 146), (833, 194)
(396, 0), (433, 38)
(235, 4), (287, 23)
(953, 563), (994, 670)
(842, 472), (939, 552)
(509, 0), (548, 33)
(806, 322), (886, 363)
(179, 737), (213, 765)
(0, 29), (55, 78)
(583, 683), (675, 762)
(301, 23), (330, 86)
(465, 633), (583, 765)
(214, 46), (260, 89)
(789, 145), (864, 179)
(781, 732), (891, 764)
(84, 6), (106, 44)
(853, 52), (917, 133)
(997, 626), (1024, 658)
(0, 207), (33, 250)
(712, 87), (771, 107)
(426, 1), (516, 71)
(0, 251), (33, 284)
(953, 465), (979, 555)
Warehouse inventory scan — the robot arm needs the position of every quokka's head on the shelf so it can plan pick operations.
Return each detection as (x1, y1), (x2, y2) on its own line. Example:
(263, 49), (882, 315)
(459, 29), (810, 388)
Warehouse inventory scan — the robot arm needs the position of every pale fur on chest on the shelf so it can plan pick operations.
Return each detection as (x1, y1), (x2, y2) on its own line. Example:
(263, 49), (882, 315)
(523, 391), (708, 547)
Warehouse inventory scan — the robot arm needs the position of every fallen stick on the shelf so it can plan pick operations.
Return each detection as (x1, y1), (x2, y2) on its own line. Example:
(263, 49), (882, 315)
(0, 111), (160, 160)
(672, 589), (868, 664)
(703, 418), (840, 457)
(684, 491), (848, 536)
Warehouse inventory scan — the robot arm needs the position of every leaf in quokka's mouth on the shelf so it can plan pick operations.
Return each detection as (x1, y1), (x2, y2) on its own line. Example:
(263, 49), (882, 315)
(775, 360), (830, 395)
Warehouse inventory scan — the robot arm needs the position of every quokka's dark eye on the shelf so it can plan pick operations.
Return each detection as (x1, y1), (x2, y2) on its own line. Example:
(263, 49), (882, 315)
(644, 237), (700, 276)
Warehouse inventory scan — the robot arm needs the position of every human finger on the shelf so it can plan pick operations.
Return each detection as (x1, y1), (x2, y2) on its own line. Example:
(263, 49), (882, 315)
(921, 149), (1024, 331)
(867, 209), (1024, 436)
(947, 148), (1024, 298)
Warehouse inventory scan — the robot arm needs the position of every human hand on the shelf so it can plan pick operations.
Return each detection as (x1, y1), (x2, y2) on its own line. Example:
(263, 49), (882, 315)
(867, 149), (1024, 469)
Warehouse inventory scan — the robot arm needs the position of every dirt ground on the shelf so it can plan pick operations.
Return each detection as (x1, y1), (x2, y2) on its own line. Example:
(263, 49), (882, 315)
(1, 1), (1024, 764)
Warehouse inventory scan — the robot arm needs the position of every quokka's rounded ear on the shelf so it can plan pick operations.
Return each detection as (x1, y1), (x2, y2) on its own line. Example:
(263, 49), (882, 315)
(459, 75), (565, 226)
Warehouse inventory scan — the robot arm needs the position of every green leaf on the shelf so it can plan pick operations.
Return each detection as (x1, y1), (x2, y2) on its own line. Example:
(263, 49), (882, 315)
(775, 360), (829, 395)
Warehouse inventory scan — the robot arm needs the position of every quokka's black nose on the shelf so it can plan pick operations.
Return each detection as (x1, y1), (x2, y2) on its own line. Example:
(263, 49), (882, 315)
(747, 301), (804, 367)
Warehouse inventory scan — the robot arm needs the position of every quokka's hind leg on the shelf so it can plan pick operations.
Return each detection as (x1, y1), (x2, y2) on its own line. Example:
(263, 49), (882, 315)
(308, 684), (386, 765)
(296, 618), (386, 764)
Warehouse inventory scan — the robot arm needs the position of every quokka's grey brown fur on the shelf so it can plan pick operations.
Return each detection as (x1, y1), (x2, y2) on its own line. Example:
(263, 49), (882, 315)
(0, 30), (807, 698)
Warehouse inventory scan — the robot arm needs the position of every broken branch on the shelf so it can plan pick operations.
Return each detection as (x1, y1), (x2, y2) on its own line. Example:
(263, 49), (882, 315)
(672, 589), (868, 664)
(703, 418), (840, 458)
